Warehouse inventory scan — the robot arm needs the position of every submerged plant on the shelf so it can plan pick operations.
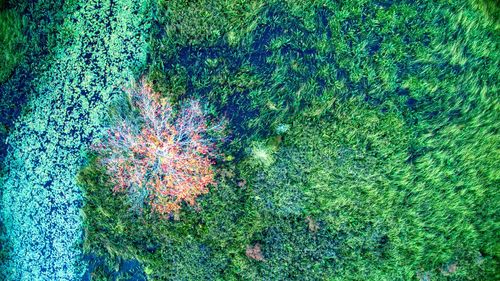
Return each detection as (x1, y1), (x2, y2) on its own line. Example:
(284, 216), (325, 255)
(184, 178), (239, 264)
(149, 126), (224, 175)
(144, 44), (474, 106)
(93, 79), (224, 216)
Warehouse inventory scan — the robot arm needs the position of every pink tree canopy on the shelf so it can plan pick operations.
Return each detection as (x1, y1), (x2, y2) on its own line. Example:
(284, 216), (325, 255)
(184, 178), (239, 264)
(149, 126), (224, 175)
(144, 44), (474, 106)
(93, 79), (224, 216)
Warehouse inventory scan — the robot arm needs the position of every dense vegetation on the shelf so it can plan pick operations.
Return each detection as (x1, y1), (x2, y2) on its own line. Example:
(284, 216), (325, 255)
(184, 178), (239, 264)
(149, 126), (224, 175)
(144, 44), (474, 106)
(0, 0), (24, 165)
(79, 0), (499, 280)
(0, 0), (498, 280)
(0, 0), (24, 84)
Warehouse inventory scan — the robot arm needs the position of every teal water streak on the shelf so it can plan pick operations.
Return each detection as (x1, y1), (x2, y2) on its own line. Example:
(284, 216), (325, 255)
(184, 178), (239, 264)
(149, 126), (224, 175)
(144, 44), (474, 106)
(1, 0), (150, 279)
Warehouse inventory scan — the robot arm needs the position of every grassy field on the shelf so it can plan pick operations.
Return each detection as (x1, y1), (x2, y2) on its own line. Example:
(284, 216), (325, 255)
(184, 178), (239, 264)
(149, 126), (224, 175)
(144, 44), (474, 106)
(80, 0), (499, 280)
(0, 0), (25, 84)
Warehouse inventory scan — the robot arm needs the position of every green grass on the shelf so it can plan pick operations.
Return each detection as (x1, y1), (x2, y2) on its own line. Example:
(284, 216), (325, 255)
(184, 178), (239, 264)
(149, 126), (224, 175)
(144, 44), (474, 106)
(0, 0), (151, 279)
(80, 0), (499, 280)
(0, 5), (25, 83)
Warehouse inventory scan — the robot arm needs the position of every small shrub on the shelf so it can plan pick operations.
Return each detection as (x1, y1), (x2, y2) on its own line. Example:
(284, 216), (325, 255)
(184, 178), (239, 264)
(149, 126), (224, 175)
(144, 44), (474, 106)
(93, 79), (224, 216)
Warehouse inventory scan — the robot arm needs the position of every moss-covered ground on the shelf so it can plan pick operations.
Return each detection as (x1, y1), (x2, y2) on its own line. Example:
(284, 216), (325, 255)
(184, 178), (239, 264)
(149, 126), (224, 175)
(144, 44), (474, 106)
(0, 0), (499, 280)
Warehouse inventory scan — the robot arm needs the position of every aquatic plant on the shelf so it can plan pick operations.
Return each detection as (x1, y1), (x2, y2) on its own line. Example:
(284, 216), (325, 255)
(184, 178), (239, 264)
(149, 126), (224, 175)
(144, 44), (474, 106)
(0, 7), (25, 83)
(93, 79), (224, 216)
(0, 0), (151, 279)
(80, 0), (499, 279)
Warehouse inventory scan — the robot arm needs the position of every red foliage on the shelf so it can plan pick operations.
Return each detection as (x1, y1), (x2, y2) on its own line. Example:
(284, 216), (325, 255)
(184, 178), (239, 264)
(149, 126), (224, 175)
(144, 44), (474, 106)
(93, 79), (224, 216)
(246, 243), (265, 261)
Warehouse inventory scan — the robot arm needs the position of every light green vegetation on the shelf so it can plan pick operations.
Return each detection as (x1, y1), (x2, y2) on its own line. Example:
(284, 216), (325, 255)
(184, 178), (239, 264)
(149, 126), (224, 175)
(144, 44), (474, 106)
(0, 2), (25, 83)
(80, 0), (499, 280)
